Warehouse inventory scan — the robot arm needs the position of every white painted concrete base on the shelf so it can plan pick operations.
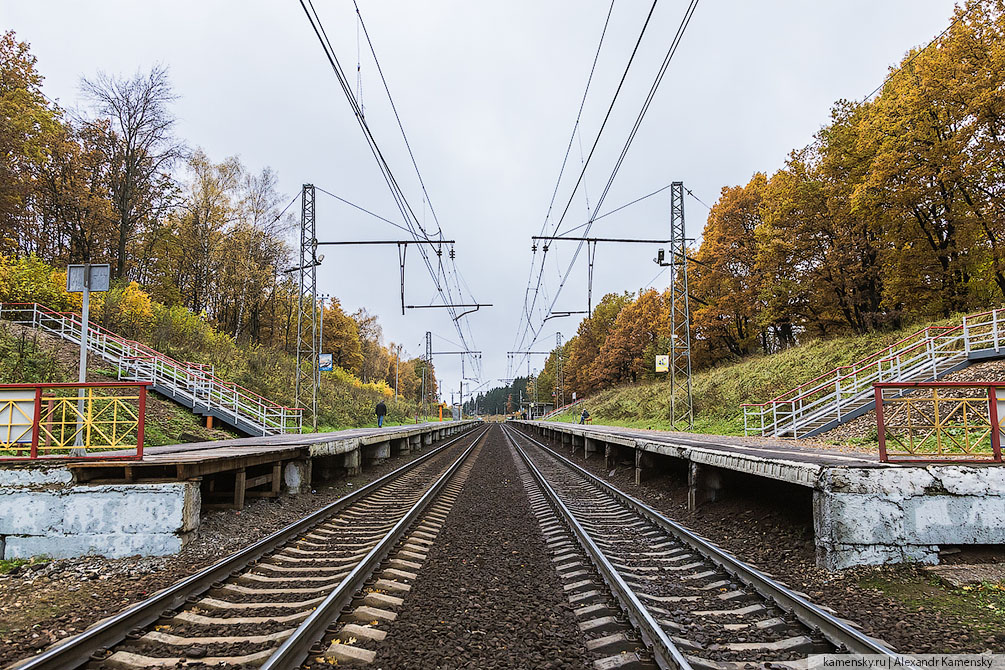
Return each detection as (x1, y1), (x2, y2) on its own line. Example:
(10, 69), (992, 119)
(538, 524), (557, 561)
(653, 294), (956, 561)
(0, 422), (477, 560)
(0, 467), (200, 560)
(815, 466), (1005, 570)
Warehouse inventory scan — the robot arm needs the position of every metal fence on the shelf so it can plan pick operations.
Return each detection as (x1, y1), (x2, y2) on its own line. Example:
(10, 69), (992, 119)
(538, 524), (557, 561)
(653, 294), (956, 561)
(874, 382), (1004, 463)
(0, 382), (149, 460)
(743, 308), (1005, 438)
(0, 303), (302, 436)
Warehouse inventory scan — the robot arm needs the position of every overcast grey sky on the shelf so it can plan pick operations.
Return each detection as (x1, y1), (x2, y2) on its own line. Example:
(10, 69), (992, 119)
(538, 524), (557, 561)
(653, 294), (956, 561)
(5, 0), (960, 401)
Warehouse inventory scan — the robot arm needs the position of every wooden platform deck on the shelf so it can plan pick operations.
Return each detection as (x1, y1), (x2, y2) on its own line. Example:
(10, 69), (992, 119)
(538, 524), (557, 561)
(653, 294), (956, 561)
(64, 421), (477, 508)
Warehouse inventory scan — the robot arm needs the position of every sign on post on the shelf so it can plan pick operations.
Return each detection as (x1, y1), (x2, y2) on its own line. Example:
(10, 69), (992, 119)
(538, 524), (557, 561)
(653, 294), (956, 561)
(65, 264), (111, 455)
(66, 264), (111, 293)
(318, 353), (333, 372)
(655, 355), (669, 373)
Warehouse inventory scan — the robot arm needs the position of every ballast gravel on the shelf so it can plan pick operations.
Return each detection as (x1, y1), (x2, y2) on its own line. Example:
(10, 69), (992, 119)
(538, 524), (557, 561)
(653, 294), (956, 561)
(539, 429), (1005, 655)
(0, 444), (437, 667)
(371, 427), (593, 670)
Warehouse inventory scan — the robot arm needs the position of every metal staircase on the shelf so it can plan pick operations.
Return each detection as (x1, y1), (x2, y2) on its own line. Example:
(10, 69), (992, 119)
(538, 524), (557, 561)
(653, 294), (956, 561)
(1, 303), (301, 436)
(743, 308), (1005, 438)
(542, 398), (584, 420)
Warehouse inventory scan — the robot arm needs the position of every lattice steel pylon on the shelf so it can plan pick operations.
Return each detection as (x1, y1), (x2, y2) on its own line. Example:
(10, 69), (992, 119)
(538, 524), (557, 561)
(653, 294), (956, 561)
(295, 184), (319, 430)
(669, 182), (694, 430)
(556, 332), (565, 408)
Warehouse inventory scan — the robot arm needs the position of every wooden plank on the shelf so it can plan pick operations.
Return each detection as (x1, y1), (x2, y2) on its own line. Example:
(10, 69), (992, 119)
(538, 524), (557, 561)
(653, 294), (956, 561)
(271, 462), (282, 495)
(245, 473), (272, 489)
(234, 469), (246, 510)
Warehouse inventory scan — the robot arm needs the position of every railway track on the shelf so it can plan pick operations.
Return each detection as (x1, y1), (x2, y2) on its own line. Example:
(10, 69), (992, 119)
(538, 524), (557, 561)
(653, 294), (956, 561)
(12, 424), (487, 670)
(502, 423), (900, 670)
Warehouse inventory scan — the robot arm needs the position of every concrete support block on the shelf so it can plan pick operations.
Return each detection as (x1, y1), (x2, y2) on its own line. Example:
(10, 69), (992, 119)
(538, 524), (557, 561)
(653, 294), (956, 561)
(0, 480), (199, 560)
(409, 435), (421, 451)
(344, 449), (361, 475)
(284, 459), (312, 494)
(0, 467), (72, 487)
(687, 462), (725, 510)
(813, 465), (1005, 569)
(584, 437), (600, 460)
(363, 441), (391, 466)
(391, 438), (409, 456)
(5, 532), (184, 559)
(634, 449), (656, 486)
(423, 432), (433, 446)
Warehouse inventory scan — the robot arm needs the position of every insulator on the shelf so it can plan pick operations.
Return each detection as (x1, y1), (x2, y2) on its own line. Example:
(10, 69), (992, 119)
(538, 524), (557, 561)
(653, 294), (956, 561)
(531, 243), (537, 252)
(449, 247), (456, 260)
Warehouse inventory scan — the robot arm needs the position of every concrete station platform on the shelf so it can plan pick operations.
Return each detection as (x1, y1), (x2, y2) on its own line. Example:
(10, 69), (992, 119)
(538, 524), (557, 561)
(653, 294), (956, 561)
(516, 421), (1005, 570)
(0, 421), (477, 561)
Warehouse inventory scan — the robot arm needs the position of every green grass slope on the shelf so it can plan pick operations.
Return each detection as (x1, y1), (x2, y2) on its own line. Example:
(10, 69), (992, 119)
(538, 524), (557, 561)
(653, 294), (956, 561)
(550, 316), (960, 436)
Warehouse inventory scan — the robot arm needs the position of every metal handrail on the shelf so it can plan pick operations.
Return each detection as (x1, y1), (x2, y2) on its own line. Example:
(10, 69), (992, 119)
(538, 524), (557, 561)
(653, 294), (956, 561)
(1, 303), (302, 435)
(742, 308), (1005, 437)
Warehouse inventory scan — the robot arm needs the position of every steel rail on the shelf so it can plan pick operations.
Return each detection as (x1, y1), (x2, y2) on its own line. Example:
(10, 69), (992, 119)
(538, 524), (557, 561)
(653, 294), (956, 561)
(15, 423), (481, 670)
(509, 425), (901, 659)
(261, 425), (489, 669)
(501, 425), (692, 670)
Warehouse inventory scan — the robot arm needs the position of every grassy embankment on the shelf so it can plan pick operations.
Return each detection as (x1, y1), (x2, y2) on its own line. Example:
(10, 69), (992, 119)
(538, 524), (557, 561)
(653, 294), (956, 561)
(548, 315), (961, 443)
(0, 317), (435, 447)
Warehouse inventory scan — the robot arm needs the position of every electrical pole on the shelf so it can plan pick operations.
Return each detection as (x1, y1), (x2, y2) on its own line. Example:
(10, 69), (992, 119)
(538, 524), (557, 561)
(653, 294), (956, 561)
(394, 344), (401, 401)
(295, 184), (319, 430)
(669, 182), (694, 430)
(556, 332), (564, 408)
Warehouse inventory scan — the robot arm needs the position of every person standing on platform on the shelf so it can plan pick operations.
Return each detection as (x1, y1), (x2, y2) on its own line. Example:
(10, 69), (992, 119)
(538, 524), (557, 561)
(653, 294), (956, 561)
(579, 409), (590, 424)
(376, 400), (387, 427)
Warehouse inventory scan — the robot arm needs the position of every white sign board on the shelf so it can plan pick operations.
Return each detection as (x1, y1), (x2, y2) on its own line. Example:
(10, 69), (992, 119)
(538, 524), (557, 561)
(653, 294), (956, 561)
(0, 390), (35, 444)
(66, 264), (111, 293)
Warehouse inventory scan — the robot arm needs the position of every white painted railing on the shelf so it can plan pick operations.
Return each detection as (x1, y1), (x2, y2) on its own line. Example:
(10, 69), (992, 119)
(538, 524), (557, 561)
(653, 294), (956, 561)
(1, 303), (301, 436)
(742, 308), (1005, 438)
(542, 398), (584, 420)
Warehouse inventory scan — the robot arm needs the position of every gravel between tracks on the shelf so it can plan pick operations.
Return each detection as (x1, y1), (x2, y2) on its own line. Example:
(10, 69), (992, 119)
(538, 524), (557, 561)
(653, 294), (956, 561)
(533, 431), (1005, 655)
(0, 441), (447, 667)
(372, 426), (592, 670)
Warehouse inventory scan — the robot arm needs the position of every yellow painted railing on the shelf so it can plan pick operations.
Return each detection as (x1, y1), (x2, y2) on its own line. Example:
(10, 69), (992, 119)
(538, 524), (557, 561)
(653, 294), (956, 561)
(0, 383), (149, 460)
(874, 382), (1004, 463)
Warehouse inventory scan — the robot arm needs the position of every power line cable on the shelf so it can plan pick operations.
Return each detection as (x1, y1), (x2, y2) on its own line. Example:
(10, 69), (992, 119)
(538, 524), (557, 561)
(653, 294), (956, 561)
(514, 0), (656, 354)
(515, 0), (701, 370)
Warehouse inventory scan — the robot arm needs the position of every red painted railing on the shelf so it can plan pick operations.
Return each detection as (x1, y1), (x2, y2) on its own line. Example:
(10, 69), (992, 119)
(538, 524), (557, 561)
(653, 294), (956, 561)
(874, 381), (1004, 463)
(0, 382), (150, 461)
(743, 308), (1005, 438)
(0, 303), (302, 435)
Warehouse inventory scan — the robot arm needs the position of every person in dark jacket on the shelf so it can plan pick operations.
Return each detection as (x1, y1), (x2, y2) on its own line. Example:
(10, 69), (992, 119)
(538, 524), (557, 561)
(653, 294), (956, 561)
(579, 409), (590, 424)
(376, 400), (387, 427)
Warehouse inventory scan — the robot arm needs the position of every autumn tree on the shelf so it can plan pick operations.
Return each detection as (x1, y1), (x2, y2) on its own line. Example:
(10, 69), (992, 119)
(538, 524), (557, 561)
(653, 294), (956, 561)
(321, 298), (363, 375)
(691, 175), (766, 362)
(0, 31), (62, 253)
(565, 292), (632, 395)
(80, 65), (183, 278)
(593, 289), (668, 386)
